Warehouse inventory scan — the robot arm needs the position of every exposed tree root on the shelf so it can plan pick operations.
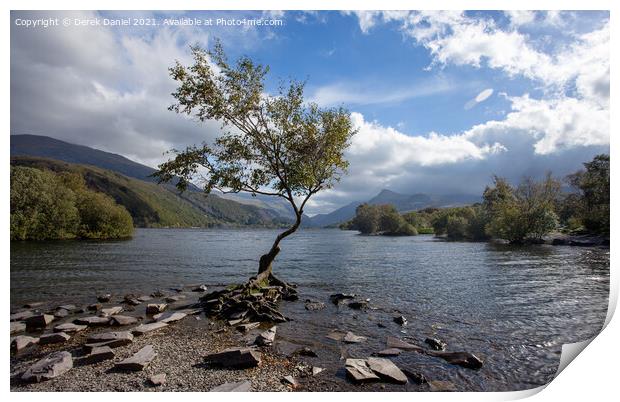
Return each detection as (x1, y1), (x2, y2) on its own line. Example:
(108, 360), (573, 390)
(199, 273), (298, 324)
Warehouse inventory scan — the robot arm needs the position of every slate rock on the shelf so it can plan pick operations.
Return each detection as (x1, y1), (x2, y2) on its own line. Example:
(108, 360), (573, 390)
(326, 331), (346, 341)
(347, 300), (369, 310)
(402, 368), (428, 384)
(87, 331), (134, 346)
(304, 300), (326, 311)
(22, 351), (73, 382)
(386, 336), (423, 351)
(97, 294), (112, 302)
(57, 304), (77, 312)
(132, 322), (168, 335)
(100, 306), (123, 317)
(24, 302), (45, 308)
(343, 331), (367, 343)
(345, 358), (379, 383)
(10, 321), (26, 335)
(367, 357), (408, 384)
(192, 284), (208, 292)
(11, 310), (35, 322)
(164, 295), (186, 303)
(312, 366), (325, 376)
(209, 380), (252, 392)
(255, 326), (277, 346)
(329, 293), (355, 305)
(146, 303), (167, 314)
(74, 316), (110, 326)
(376, 348), (402, 357)
(88, 303), (102, 311)
(236, 322), (260, 333)
(295, 347), (318, 357)
(115, 345), (157, 371)
(429, 380), (457, 391)
(83, 346), (115, 364)
(282, 375), (298, 387)
(149, 373), (166, 386)
(54, 309), (70, 319)
(428, 351), (483, 370)
(39, 332), (71, 345)
(156, 312), (187, 324)
(137, 295), (152, 302)
(393, 315), (407, 326)
(110, 315), (139, 326)
(11, 335), (39, 352)
(424, 337), (447, 351)
(25, 314), (54, 330)
(204, 347), (261, 368)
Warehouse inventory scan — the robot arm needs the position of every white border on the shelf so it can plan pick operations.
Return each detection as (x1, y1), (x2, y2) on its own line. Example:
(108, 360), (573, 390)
(3, 1), (617, 401)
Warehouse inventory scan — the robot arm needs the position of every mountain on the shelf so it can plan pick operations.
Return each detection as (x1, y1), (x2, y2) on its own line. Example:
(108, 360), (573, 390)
(10, 134), (296, 225)
(307, 189), (480, 227)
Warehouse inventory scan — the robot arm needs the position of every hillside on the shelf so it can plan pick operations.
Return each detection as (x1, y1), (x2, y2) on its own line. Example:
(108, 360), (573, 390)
(10, 157), (291, 228)
(10, 134), (297, 223)
(307, 189), (480, 227)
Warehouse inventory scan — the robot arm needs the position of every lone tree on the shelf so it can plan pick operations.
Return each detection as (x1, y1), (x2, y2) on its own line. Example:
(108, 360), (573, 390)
(154, 43), (355, 321)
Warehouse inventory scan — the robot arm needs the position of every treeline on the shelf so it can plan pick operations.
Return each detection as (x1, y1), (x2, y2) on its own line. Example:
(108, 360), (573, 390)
(343, 154), (609, 243)
(342, 204), (418, 236)
(11, 166), (134, 240)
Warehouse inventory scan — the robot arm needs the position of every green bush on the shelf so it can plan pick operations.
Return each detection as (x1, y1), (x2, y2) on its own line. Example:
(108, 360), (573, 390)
(11, 166), (133, 240)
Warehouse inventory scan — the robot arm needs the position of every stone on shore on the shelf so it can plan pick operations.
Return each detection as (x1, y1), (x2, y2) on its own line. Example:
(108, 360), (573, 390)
(155, 312), (187, 324)
(97, 294), (112, 302)
(343, 331), (367, 343)
(386, 336), (423, 351)
(402, 368), (428, 384)
(24, 302), (45, 308)
(429, 380), (457, 391)
(192, 284), (208, 292)
(74, 316), (110, 326)
(146, 303), (167, 314)
(132, 322), (168, 335)
(87, 331), (134, 347)
(326, 331), (346, 341)
(115, 345), (157, 371)
(54, 309), (70, 319)
(282, 375), (298, 387)
(125, 298), (141, 306)
(165, 295), (186, 303)
(295, 347), (318, 357)
(345, 358), (379, 383)
(10, 321), (26, 335)
(254, 326), (277, 346)
(83, 346), (115, 364)
(11, 311), (35, 322)
(204, 347), (261, 368)
(88, 303), (102, 311)
(236, 322), (260, 333)
(376, 348), (402, 357)
(39, 332), (71, 345)
(428, 351), (483, 369)
(330, 293), (355, 305)
(110, 315), (139, 326)
(99, 306), (123, 317)
(209, 380), (252, 392)
(22, 351), (73, 382)
(347, 300), (369, 310)
(393, 315), (407, 326)
(425, 337), (447, 351)
(11, 335), (39, 352)
(149, 373), (166, 386)
(56, 304), (77, 312)
(25, 314), (54, 330)
(367, 357), (408, 384)
(137, 295), (152, 302)
(312, 367), (325, 376)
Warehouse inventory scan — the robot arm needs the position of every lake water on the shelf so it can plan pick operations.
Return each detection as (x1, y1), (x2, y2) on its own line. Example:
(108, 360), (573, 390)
(10, 228), (610, 391)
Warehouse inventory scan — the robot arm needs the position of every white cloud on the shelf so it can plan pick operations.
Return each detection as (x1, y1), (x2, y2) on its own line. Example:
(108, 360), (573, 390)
(505, 10), (537, 26)
(465, 88), (494, 109)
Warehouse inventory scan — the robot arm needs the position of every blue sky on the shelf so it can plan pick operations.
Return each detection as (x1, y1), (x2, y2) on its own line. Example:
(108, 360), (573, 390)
(11, 10), (610, 214)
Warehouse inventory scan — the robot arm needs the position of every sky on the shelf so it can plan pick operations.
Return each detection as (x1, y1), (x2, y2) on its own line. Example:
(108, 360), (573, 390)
(10, 10), (610, 215)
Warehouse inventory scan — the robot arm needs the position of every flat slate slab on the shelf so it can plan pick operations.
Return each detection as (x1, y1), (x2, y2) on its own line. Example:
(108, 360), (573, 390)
(11, 335), (39, 352)
(204, 347), (261, 368)
(209, 380), (252, 392)
(115, 345), (157, 371)
(25, 314), (54, 330)
(11, 310), (35, 322)
(426, 350), (483, 370)
(149, 373), (166, 386)
(110, 315), (140, 326)
(54, 323), (87, 333)
(343, 331), (367, 343)
(10, 321), (26, 335)
(255, 326), (277, 346)
(131, 322), (168, 335)
(367, 357), (408, 384)
(83, 346), (115, 364)
(100, 306), (123, 317)
(386, 336), (423, 351)
(22, 351), (73, 382)
(74, 316), (110, 326)
(345, 358), (379, 383)
(87, 331), (134, 346)
(376, 348), (402, 357)
(236, 322), (260, 333)
(39, 332), (71, 345)
(154, 311), (187, 323)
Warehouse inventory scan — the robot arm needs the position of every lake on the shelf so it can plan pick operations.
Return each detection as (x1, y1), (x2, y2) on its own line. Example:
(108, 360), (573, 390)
(10, 228), (610, 391)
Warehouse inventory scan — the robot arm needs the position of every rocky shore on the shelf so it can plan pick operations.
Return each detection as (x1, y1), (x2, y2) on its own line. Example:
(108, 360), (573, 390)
(11, 285), (484, 392)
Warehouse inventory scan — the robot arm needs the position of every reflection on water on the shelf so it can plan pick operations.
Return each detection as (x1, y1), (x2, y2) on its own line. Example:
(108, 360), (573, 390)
(10, 228), (609, 391)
